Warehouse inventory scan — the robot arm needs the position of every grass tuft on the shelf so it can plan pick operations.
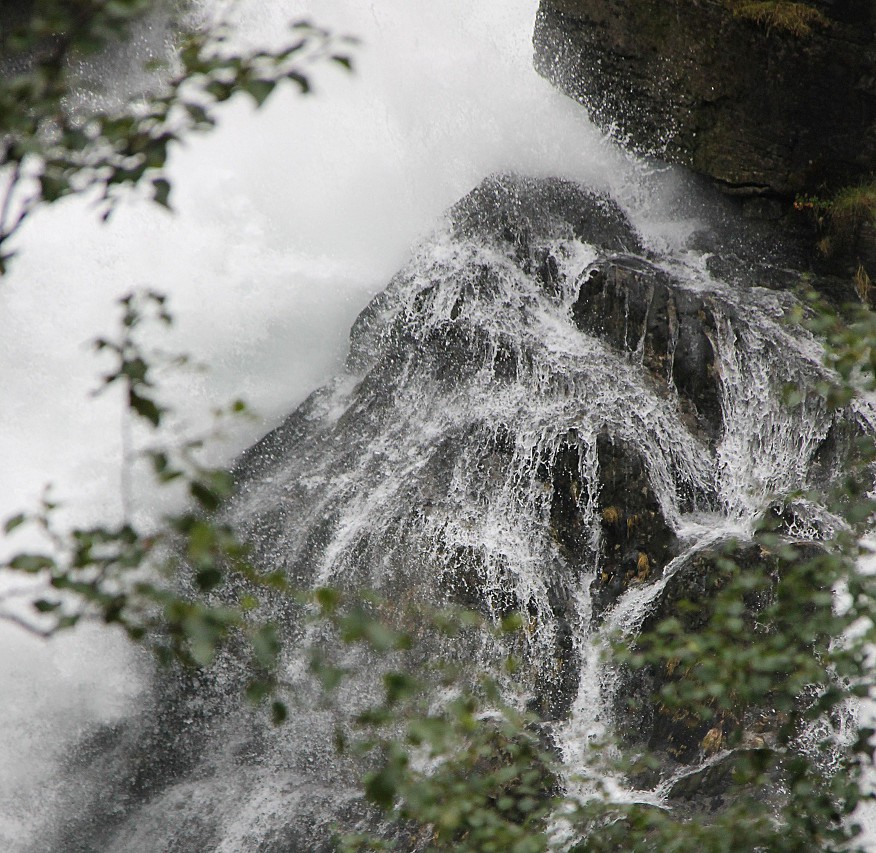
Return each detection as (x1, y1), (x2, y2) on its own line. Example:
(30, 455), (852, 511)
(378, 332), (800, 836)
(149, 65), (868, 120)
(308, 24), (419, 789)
(725, 1), (829, 36)
(853, 264), (873, 306)
(829, 182), (876, 230)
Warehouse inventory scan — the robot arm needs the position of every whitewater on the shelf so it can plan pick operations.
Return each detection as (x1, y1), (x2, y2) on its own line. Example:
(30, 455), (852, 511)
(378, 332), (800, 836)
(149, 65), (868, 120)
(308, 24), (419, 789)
(0, 1), (630, 845)
(1, 0), (866, 849)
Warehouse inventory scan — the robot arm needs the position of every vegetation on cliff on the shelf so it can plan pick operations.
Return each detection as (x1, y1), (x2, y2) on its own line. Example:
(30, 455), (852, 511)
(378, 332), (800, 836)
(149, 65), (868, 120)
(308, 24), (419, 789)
(725, 0), (828, 36)
(2, 2), (876, 852)
(830, 183), (876, 235)
(534, 0), (875, 217)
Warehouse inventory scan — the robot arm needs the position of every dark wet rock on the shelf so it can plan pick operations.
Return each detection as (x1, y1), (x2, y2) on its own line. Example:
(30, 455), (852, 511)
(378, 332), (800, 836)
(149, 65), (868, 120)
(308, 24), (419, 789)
(612, 538), (825, 791)
(613, 543), (775, 765)
(550, 432), (594, 561)
(808, 414), (876, 493)
(534, 0), (876, 202)
(590, 434), (679, 621)
(818, 217), (876, 286)
(572, 256), (722, 438)
(448, 172), (642, 254)
(665, 752), (741, 804)
(596, 435), (677, 561)
(34, 662), (262, 852)
(440, 544), (519, 617)
(38, 172), (862, 850)
(662, 747), (782, 819)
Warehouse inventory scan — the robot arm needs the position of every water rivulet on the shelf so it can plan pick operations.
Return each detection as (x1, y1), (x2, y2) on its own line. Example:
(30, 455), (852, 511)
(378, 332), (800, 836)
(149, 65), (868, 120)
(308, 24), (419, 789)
(35, 174), (870, 850)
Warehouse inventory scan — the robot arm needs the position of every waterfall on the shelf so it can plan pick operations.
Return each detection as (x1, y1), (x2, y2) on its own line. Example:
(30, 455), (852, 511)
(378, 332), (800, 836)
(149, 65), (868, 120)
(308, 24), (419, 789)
(1, 1), (869, 851)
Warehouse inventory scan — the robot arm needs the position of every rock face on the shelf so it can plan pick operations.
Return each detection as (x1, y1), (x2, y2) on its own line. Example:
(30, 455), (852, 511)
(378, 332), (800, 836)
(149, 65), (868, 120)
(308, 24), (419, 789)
(612, 543), (783, 760)
(534, 0), (876, 201)
(36, 175), (869, 851)
(571, 257), (722, 437)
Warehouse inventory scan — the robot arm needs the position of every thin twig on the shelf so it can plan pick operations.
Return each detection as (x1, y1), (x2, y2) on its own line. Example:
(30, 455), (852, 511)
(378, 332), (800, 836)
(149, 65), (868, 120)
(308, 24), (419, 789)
(0, 609), (53, 639)
(121, 392), (133, 522)
(0, 159), (22, 242)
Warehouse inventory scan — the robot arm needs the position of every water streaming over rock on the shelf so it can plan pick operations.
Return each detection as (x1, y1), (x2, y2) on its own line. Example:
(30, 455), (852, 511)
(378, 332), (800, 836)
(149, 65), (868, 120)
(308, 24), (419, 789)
(4, 0), (876, 846)
(25, 172), (871, 851)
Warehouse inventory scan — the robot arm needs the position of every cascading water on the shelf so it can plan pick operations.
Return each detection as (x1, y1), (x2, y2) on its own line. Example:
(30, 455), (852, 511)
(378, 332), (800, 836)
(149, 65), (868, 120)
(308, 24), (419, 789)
(2, 1), (872, 851)
(18, 169), (869, 849)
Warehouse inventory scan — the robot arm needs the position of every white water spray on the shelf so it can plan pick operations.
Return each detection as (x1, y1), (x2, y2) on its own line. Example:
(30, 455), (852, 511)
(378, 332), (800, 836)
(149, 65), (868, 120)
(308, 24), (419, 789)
(1, 0), (868, 850)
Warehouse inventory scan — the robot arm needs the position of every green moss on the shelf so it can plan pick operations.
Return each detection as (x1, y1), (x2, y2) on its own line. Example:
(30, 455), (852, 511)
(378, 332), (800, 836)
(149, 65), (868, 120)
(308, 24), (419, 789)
(794, 182), (876, 303)
(829, 181), (876, 229)
(724, 1), (829, 36)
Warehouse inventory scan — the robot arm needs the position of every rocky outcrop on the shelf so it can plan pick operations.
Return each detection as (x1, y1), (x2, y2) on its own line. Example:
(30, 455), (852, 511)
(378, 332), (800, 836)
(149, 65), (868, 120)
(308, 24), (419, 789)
(38, 175), (864, 850)
(534, 0), (876, 203)
(588, 435), (680, 618)
(571, 257), (722, 438)
(611, 539), (826, 808)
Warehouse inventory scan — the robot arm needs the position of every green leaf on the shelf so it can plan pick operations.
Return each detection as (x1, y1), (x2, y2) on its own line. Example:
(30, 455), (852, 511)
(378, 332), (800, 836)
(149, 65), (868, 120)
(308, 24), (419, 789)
(384, 671), (419, 704)
(501, 612), (524, 633)
(286, 71), (310, 93)
(129, 390), (163, 426)
(363, 619), (401, 652)
(122, 357), (149, 383)
(9, 553), (55, 572)
(245, 79), (275, 107)
(204, 470), (234, 499)
(315, 586), (340, 613)
(245, 679), (271, 704)
(195, 566), (223, 592)
(363, 765), (401, 810)
(190, 481), (221, 511)
(271, 700), (287, 725)
(3, 513), (26, 534)
(314, 662), (346, 692)
(151, 177), (171, 209)
(251, 623), (281, 669)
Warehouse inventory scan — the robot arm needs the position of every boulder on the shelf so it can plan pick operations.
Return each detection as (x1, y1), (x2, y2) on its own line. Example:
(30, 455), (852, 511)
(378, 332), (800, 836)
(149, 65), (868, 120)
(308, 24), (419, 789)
(534, 0), (876, 201)
(588, 434), (680, 619)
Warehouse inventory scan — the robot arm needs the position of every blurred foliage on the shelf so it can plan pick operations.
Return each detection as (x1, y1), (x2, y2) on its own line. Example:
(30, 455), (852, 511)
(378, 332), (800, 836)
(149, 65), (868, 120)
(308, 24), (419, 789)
(0, 0), (354, 272)
(0, 0), (355, 720)
(1, 290), (296, 711)
(2, 3), (876, 851)
(594, 288), (876, 851)
(305, 592), (556, 853)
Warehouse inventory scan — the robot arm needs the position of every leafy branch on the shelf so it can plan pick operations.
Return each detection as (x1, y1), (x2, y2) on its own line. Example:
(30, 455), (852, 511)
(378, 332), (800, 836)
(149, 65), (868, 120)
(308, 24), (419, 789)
(1, 290), (290, 712)
(0, 0), (356, 272)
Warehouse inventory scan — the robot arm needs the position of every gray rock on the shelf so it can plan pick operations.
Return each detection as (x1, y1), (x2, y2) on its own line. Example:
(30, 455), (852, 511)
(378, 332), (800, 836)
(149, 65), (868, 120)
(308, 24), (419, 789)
(534, 0), (876, 201)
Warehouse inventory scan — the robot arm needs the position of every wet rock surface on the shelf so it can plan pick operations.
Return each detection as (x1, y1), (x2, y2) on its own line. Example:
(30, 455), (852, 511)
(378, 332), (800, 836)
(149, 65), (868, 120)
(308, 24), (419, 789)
(612, 543), (777, 763)
(608, 538), (829, 813)
(448, 173), (643, 252)
(588, 434), (680, 620)
(36, 174), (865, 850)
(534, 0), (876, 201)
(572, 256), (722, 438)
